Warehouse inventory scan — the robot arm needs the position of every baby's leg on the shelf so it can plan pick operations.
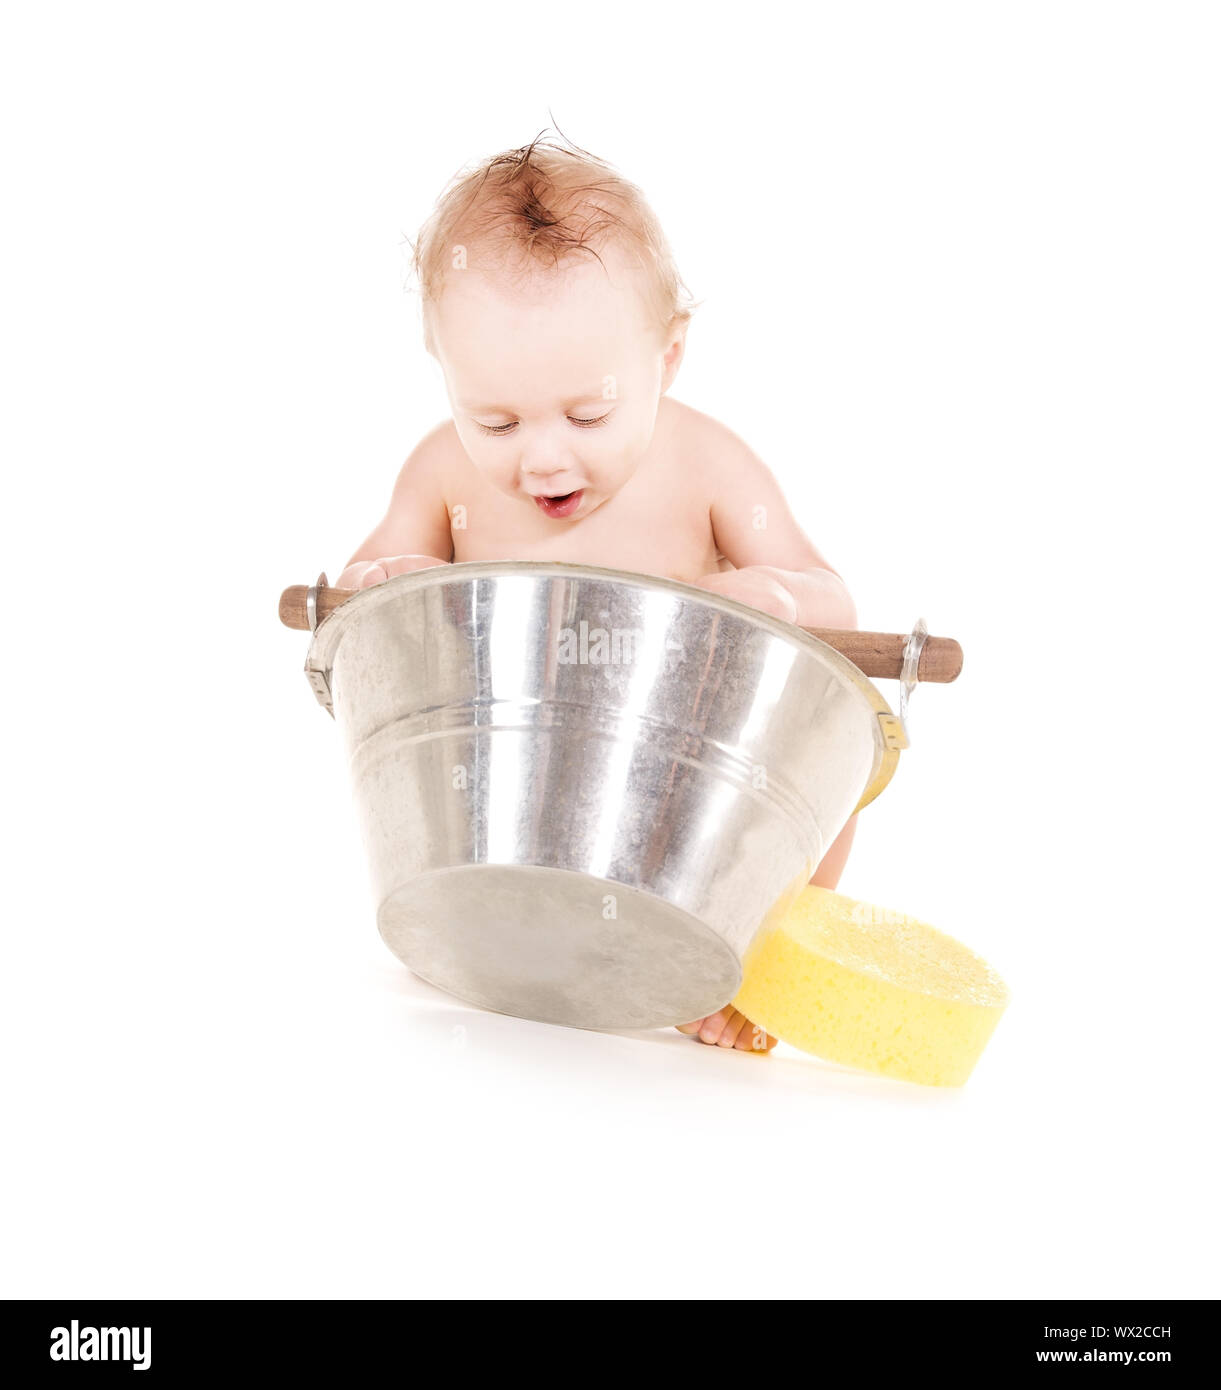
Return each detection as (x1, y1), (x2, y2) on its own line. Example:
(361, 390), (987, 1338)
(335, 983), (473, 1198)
(809, 811), (857, 891)
(677, 814), (860, 1049)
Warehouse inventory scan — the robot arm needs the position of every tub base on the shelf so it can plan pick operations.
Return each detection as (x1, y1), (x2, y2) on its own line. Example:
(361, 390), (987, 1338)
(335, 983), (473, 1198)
(378, 864), (743, 1031)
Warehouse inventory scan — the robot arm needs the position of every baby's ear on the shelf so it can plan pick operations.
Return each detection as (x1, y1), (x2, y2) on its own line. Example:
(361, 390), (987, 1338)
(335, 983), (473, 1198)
(663, 312), (690, 346)
(659, 314), (689, 358)
(660, 323), (687, 388)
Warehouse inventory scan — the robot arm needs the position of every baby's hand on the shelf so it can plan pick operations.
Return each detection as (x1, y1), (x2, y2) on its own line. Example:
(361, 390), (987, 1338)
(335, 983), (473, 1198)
(677, 1006), (778, 1052)
(336, 555), (449, 590)
(690, 567), (797, 623)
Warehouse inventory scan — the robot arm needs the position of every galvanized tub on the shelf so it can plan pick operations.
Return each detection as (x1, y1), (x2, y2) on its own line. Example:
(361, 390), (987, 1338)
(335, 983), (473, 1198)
(304, 561), (903, 1031)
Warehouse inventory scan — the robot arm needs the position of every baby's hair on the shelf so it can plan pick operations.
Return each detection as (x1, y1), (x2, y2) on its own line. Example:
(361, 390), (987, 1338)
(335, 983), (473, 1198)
(408, 127), (699, 354)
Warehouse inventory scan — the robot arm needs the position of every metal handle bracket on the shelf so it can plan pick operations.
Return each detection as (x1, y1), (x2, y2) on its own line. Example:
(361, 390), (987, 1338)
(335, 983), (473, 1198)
(304, 571), (335, 717)
(899, 616), (929, 742)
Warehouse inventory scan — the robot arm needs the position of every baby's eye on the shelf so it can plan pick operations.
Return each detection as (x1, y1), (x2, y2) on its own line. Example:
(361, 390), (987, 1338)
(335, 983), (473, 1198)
(476, 421), (518, 436)
(567, 413), (611, 428)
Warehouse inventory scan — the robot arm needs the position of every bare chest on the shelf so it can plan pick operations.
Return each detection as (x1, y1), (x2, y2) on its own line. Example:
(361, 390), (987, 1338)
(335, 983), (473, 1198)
(449, 460), (728, 584)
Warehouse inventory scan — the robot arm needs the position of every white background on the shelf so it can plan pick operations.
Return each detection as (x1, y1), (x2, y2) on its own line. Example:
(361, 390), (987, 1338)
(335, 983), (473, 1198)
(2, 1), (1217, 1300)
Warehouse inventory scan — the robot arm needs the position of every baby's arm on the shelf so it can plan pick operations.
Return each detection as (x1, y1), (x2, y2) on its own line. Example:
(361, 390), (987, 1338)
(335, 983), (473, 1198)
(677, 427), (861, 1052)
(336, 424), (455, 589)
(695, 426), (858, 630)
(701, 427), (860, 887)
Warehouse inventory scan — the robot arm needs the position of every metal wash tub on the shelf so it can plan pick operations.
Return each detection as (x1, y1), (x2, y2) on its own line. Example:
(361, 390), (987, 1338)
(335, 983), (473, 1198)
(300, 561), (910, 1031)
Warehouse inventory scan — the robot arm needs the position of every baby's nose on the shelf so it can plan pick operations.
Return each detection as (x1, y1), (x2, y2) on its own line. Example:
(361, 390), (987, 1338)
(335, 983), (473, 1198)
(521, 456), (572, 481)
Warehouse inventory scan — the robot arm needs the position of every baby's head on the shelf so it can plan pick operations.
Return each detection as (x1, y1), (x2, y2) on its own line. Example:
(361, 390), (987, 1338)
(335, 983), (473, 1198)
(411, 133), (697, 522)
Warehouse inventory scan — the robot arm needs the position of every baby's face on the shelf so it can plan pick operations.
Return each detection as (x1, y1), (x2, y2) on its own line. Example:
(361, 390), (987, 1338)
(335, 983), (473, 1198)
(430, 246), (682, 523)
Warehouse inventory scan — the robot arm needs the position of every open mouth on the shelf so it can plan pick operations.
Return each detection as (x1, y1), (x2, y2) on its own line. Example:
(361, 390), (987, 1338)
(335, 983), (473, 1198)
(534, 489), (584, 519)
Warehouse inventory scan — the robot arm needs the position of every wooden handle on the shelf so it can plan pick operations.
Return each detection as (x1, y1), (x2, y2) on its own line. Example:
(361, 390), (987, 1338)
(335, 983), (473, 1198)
(280, 584), (351, 631)
(824, 629), (962, 683)
(279, 583), (962, 683)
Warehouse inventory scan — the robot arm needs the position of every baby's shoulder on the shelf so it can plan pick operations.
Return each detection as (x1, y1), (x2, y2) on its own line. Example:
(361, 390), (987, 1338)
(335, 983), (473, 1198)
(394, 418), (475, 500)
(411, 417), (467, 473)
(658, 397), (772, 484)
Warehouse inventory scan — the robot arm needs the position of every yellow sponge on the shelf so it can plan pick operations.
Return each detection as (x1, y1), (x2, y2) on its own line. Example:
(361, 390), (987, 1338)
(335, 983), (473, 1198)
(733, 886), (1009, 1086)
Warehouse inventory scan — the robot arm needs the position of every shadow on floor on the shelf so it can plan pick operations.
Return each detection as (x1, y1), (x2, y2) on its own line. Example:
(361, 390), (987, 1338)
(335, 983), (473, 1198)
(373, 960), (964, 1108)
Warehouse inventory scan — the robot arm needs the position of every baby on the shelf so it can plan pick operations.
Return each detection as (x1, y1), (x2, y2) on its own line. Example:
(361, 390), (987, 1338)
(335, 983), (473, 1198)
(338, 133), (860, 1052)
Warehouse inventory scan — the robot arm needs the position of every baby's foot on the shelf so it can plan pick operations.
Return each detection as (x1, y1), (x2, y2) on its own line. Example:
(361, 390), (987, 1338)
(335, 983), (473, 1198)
(677, 1007), (777, 1052)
